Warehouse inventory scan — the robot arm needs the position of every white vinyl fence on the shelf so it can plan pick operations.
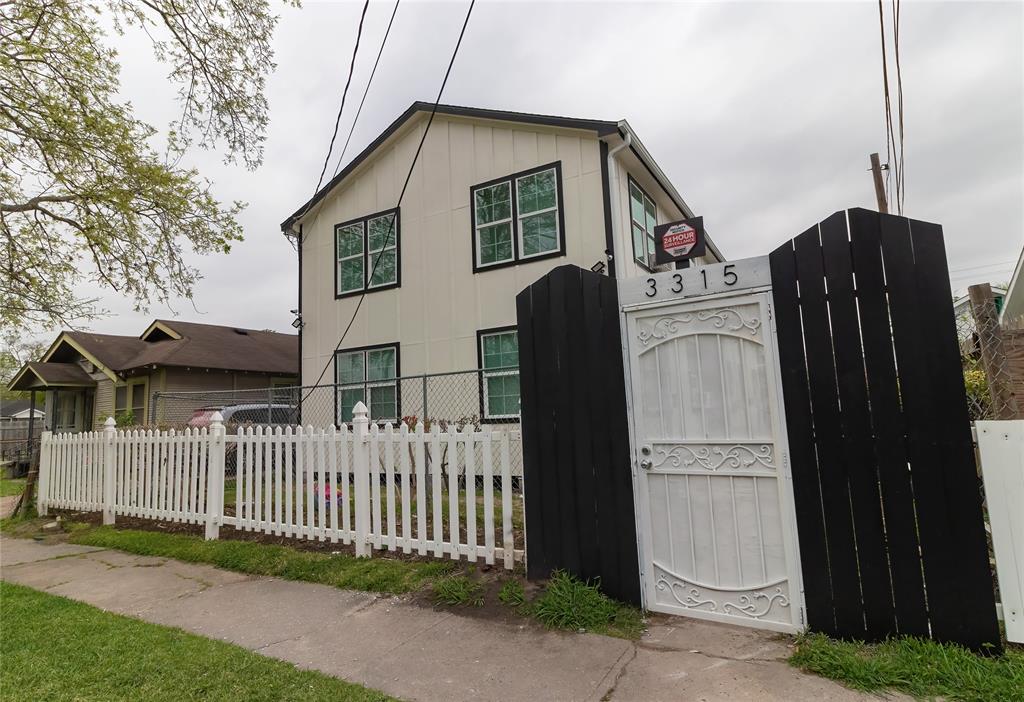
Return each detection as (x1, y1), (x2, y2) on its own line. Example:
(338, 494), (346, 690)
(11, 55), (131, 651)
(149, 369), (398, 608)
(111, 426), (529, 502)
(38, 402), (524, 569)
(976, 421), (1024, 644)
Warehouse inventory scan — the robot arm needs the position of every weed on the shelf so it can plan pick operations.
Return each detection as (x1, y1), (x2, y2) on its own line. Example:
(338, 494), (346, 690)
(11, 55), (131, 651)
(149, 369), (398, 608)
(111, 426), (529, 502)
(498, 578), (526, 608)
(432, 575), (484, 607)
(532, 570), (644, 639)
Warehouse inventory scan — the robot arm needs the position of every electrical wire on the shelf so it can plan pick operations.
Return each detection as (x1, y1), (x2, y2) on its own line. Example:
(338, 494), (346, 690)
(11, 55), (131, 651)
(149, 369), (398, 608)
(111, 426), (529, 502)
(329, 0), (402, 183)
(301, 0), (477, 398)
(877, 0), (906, 215)
(892, 0), (905, 213)
(292, 0), (402, 252)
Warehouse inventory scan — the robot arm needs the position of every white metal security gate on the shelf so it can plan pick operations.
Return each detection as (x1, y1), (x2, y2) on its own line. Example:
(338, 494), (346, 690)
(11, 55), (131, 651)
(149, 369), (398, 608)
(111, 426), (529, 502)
(620, 260), (804, 633)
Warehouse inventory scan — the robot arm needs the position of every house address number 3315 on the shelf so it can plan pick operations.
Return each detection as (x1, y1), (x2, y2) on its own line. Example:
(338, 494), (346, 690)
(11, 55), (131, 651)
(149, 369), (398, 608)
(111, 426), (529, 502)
(617, 256), (772, 307)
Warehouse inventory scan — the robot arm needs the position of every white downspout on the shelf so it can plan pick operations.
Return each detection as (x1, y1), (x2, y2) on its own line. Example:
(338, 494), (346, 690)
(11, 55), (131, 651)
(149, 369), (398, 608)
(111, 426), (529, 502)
(605, 131), (632, 276)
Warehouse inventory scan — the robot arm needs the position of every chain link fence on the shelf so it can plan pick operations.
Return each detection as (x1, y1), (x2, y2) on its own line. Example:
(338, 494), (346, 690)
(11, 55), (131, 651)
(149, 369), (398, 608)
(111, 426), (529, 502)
(957, 284), (1022, 421)
(149, 368), (525, 476)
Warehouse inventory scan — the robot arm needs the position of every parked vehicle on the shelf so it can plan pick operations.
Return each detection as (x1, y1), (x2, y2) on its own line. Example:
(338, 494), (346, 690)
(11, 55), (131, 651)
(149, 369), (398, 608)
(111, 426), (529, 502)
(188, 403), (299, 474)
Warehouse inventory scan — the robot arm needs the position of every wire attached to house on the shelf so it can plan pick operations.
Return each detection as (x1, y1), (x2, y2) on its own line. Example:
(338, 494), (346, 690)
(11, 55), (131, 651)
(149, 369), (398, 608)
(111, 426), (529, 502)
(300, 0), (477, 399)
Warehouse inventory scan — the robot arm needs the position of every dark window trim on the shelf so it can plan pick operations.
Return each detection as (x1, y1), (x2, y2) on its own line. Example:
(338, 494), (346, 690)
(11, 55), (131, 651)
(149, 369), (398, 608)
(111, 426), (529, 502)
(332, 341), (401, 426)
(470, 161), (567, 274)
(627, 174), (659, 271)
(334, 207), (401, 300)
(476, 326), (520, 424)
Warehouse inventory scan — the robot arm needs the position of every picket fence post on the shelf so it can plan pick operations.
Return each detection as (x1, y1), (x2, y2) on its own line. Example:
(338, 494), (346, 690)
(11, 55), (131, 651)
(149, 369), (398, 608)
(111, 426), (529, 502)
(102, 417), (116, 525)
(37, 430), (52, 516)
(352, 402), (371, 558)
(205, 412), (225, 540)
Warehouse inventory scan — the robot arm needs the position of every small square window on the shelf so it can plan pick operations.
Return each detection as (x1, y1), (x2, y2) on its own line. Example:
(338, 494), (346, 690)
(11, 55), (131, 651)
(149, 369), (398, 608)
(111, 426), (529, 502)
(479, 330), (520, 420)
(334, 210), (399, 296)
(335, 345), (399, 424)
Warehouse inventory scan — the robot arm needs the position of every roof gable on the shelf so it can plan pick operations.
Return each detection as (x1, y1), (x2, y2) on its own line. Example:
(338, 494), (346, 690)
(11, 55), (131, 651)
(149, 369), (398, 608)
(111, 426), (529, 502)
(280, 102), (620, 232)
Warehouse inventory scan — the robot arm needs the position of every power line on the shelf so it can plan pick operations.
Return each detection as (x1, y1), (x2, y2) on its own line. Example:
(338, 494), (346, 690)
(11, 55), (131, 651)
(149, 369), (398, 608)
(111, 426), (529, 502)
(329, 0), (402, 183)
(877, 0), (906, 215)
(301, 0), (477, 396)
(295, 0), (402, 251)
(312, 0), (371, 196)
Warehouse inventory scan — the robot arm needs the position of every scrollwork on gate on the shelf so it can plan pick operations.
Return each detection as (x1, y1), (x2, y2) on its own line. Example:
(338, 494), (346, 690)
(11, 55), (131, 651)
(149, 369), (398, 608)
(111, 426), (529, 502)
(653, 563), (790, 620)
(652, 444), (774, 471)
(637, 308), (761, 346)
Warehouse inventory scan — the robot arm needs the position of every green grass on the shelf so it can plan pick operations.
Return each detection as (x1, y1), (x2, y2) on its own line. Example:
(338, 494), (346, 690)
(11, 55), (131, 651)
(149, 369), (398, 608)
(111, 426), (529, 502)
(1, 477), (25, 497)
(68, 524), (454, 594)
(530, 570), (645, 640)
(790, 633), (1024, 702)
(432, 575), (484, 607)
(498, 578), (526, 608)
(0, 581), (393, 701)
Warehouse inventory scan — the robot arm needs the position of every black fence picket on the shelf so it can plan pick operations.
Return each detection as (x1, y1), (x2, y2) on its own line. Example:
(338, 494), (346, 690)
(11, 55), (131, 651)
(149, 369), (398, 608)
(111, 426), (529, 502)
(769, 208), (1000, 652)
(516, 265), (641, 605)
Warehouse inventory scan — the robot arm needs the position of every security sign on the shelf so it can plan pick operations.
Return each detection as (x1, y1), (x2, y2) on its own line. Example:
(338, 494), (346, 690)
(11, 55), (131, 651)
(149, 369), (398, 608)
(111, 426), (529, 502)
(655, 216), (706, 264)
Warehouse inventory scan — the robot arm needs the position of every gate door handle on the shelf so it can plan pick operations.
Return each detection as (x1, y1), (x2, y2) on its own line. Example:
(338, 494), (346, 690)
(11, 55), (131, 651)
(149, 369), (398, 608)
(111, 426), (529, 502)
(639, 458), (653, 470)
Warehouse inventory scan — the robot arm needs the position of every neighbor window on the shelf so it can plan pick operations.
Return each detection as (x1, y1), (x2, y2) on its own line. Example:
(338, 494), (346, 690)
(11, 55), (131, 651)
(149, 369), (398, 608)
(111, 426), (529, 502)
(335, 209), (400, 297)
(472, 163), (564, 271)
(114, 379), (147, 423)
(478, 329), (520, 420)
(629, 176), (658, 269)
(335, 344), (399, 423)
(54, 392), (78, 431)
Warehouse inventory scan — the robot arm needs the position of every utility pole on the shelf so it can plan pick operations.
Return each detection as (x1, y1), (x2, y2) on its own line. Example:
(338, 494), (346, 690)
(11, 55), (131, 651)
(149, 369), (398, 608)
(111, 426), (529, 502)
(869, 153), (889, 214)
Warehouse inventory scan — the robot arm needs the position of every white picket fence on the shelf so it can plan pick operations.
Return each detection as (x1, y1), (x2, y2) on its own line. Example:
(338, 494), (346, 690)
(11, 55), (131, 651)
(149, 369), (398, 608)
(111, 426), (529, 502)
(38, 402), (524, 569)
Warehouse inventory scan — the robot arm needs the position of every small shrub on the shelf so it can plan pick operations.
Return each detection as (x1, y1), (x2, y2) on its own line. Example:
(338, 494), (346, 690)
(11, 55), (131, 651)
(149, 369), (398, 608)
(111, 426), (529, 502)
(498, 579), (526, 608)
(432, 575), (483, 607)
(532, 570), (642, 637)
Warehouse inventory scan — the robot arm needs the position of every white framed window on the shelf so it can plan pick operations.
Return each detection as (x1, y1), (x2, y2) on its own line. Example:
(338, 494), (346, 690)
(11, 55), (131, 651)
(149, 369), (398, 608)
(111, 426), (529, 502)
(335, 344), (399, 424)
(478, 329), (520, 420)
(54, 391), (79, 432)
(335, 209), (399, 297)
(471, 162), (564, 272)
(628, 176), (658, 269)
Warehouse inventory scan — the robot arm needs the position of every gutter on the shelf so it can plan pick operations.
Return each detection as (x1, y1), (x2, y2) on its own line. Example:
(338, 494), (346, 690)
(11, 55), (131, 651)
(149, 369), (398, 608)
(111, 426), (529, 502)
(603, 131), (632, 276)
(614, 120), (727, 263)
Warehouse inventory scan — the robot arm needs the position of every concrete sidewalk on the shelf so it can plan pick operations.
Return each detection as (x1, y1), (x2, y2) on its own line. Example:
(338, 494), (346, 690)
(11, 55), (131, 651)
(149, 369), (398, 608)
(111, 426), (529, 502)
(0, 536), (873, 701)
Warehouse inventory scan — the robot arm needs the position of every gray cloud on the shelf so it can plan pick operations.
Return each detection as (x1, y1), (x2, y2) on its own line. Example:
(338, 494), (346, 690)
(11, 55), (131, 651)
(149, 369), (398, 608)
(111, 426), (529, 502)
(60, 0), (1023, 340)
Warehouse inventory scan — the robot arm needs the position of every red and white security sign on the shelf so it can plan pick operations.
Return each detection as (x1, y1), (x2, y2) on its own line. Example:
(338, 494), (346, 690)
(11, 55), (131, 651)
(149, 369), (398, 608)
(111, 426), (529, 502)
(655, 216), (706, 264)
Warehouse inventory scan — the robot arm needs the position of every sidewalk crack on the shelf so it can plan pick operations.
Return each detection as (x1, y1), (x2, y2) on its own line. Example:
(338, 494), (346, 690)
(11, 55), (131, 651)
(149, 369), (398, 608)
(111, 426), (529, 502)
(600, 644), (638, 701)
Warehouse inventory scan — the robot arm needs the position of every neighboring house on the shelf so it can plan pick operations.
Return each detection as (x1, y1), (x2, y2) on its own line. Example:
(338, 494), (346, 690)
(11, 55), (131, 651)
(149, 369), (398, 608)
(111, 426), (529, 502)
(954, 285), (1007, 343)
(8, 320), (298, 432)
(0, 398), (45, 422)
(281, 102), (723, 424)
(1000, 244), (1024, 326)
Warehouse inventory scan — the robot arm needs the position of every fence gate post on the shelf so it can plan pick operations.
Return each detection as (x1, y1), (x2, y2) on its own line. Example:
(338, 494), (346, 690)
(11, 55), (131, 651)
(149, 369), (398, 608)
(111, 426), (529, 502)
(37, 430), (52, 516)
(352, 402), (371, 558)
(102, 417), (116, 525)
(205, 412), (225, 540)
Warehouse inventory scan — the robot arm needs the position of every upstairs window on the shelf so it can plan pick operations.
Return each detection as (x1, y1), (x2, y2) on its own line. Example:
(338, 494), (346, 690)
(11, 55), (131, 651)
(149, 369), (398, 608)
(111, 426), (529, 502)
(335, 209), (400, 298)
(472, 162), (564, 272)
(478, 328), (520, 421)
(335, 344), (399, 424)
(629, 176), (658, 270)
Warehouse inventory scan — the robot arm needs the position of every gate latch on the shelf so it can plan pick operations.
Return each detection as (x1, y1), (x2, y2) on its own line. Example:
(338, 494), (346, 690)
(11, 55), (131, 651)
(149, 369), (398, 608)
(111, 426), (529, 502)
(639, 445), (653, 470)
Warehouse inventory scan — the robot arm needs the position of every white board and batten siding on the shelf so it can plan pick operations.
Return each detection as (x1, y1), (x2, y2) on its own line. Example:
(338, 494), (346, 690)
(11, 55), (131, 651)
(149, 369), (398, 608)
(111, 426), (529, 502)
(976, 421), (1024, 644)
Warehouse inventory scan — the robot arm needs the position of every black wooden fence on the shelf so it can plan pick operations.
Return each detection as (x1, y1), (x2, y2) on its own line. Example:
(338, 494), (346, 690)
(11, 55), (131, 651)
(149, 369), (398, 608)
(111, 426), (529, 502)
(770, 208), (1000, 652)
(515, 265), (641, 605)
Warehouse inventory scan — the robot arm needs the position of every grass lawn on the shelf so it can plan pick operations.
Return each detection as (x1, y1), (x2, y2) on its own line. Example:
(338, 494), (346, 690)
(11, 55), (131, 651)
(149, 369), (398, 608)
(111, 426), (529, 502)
(0, 581), (394, 701)
(67, 524), (454, 594)
(790, 633), (1024, 702)
(0, 477), (25, 497)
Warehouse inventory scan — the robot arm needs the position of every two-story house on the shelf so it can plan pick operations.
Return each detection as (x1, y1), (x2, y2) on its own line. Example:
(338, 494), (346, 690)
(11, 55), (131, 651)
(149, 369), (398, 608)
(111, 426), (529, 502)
(281, 103), (723, 427)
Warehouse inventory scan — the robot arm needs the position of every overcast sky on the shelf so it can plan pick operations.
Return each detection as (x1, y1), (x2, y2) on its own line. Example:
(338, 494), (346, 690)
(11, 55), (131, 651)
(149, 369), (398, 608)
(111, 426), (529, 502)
(60, 0), (1024, 340)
